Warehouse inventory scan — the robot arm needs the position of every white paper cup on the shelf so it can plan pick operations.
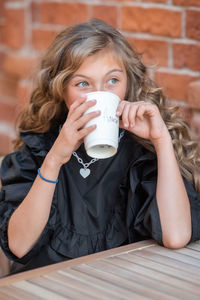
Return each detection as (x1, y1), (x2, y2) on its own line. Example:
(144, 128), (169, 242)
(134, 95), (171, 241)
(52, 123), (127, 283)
(84, 91), (120, 159)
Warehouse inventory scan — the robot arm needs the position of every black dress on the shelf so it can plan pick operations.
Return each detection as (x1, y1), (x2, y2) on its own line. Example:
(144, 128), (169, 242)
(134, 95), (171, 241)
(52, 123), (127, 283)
(0, 129), (199, 274)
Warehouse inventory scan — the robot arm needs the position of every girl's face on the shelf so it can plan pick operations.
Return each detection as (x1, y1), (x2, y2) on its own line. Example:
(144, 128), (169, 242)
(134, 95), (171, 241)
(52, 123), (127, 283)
(64, 49), (127, 109)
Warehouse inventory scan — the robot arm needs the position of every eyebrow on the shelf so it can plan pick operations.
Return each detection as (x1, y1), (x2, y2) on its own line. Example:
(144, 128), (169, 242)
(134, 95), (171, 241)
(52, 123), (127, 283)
(72, 69), (123, 79)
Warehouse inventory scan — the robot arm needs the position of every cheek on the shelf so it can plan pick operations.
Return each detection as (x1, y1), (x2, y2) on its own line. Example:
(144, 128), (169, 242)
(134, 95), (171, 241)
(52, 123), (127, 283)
(118, 88), (126, 100)
(64, 87), (80, 109)
(116, 81), (127, 100)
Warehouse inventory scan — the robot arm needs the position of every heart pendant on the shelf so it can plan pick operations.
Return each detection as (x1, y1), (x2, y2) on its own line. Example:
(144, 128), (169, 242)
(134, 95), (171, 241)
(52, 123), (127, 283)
(80, 168), (91, 178)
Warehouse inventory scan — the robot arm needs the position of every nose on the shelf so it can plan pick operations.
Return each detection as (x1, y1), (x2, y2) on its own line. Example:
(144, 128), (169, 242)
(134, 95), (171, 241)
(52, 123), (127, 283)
(93, 84), (108, 92)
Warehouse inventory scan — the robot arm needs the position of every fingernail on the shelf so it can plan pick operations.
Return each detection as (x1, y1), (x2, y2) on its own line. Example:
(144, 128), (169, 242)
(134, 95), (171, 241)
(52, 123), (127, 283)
(116, 111), (120, 116)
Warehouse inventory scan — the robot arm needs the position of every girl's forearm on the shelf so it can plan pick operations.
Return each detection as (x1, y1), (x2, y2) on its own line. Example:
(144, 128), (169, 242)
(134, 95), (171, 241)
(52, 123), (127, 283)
(8, 155), (62, 258)
(154, 134), (192, 249)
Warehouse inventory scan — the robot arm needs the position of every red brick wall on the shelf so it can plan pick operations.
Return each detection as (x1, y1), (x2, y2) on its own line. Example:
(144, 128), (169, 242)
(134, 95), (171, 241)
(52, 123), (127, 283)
(0, 0), (200, 155)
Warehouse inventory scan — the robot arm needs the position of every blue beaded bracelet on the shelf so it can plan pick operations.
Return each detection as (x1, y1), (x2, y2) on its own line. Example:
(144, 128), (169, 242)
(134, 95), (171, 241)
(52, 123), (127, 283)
(37, 168), (58, 184)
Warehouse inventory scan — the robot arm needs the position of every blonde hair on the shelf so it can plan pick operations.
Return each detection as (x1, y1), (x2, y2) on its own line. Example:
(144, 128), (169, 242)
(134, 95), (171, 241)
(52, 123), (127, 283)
(14, 19), (200, 193)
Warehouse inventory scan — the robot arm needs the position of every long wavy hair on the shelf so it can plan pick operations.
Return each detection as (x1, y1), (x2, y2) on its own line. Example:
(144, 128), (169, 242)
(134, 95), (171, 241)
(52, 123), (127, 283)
(14, 19), (200, 193)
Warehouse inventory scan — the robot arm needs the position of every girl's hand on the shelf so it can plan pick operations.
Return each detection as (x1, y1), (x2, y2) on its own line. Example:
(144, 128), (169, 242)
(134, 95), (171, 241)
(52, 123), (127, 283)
(117, 101), (170, 146)
(46, 96), (100, 167)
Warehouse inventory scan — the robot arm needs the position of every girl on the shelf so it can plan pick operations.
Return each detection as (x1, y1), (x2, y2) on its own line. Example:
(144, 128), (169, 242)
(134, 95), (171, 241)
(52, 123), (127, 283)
(0, 19), (200, 274)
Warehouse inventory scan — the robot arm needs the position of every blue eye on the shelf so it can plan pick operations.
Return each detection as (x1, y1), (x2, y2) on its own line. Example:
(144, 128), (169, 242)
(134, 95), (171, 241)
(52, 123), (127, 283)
(108, 78), (118, 85)
(76, 81), (89, 87)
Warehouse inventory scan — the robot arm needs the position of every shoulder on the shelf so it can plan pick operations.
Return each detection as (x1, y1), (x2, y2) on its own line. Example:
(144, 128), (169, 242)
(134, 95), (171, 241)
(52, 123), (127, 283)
(1, 128), (59, 185)
(0, 146), (37, 185)
(20, 128), (58, 156)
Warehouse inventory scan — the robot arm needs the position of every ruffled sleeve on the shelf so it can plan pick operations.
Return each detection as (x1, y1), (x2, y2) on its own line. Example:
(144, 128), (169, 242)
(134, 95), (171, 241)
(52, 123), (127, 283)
(127, 149), (200, 246)
(0, 132), (57, 264)
(184, 179), (200, 243)
(126, 151), (163, 245)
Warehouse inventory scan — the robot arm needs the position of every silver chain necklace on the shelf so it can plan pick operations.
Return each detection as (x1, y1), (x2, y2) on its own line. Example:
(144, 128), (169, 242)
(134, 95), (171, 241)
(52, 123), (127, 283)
(72, 130), (125, 178)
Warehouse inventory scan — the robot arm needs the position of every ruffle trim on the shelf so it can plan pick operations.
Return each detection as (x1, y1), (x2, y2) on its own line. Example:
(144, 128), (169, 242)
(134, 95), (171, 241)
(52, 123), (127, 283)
(0, 206), (20, 261)
(20, 129), (58, 158)
(50, 212), (128, 259)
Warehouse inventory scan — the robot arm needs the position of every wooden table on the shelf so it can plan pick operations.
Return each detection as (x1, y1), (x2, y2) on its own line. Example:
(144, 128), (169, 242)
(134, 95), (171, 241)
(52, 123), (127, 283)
(0, 239), (200, 299)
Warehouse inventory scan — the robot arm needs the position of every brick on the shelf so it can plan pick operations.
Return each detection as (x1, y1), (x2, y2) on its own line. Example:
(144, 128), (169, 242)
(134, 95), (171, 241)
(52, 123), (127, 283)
(154, 71), (197, 101)
(173, 0), (200, 7)
(0, 23), (3, 38)
(0, 99), (17, 123)
(1, 8), (25, 49)
(40, 2), (88, 25)
(0, 0), (5, 18)
(98, 0), (136, 2)
(173, 43), (200, 71)
(141, 0), (167, 3)
(31, 1), (39, 22)
(127, 38), (168, 67)
(188, 80), (200, 109)
(0, 74), (17, 99)
(3, 54), (39, 79)
(186, 10), (200, 41)
(32, 29), (59, 51)
(121, 6), (182, 37)
(91, 5), (118, 28)
(0, 52), (5, 69)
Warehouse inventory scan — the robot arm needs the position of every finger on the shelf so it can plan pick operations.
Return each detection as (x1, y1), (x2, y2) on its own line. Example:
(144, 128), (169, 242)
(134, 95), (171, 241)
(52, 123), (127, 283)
(137, 102), (159, 121)
(136, 103), (146, 121)
(121, 102), (131, 128)
(77, 124), (97, 140)
(119, 119), (125, 129)
(128, 103), (139, 127)
(74, 110), (101, 130)
(68, 99), (97, 122)
(68, 96), (87, 115)
(116, 101), (127, 117)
